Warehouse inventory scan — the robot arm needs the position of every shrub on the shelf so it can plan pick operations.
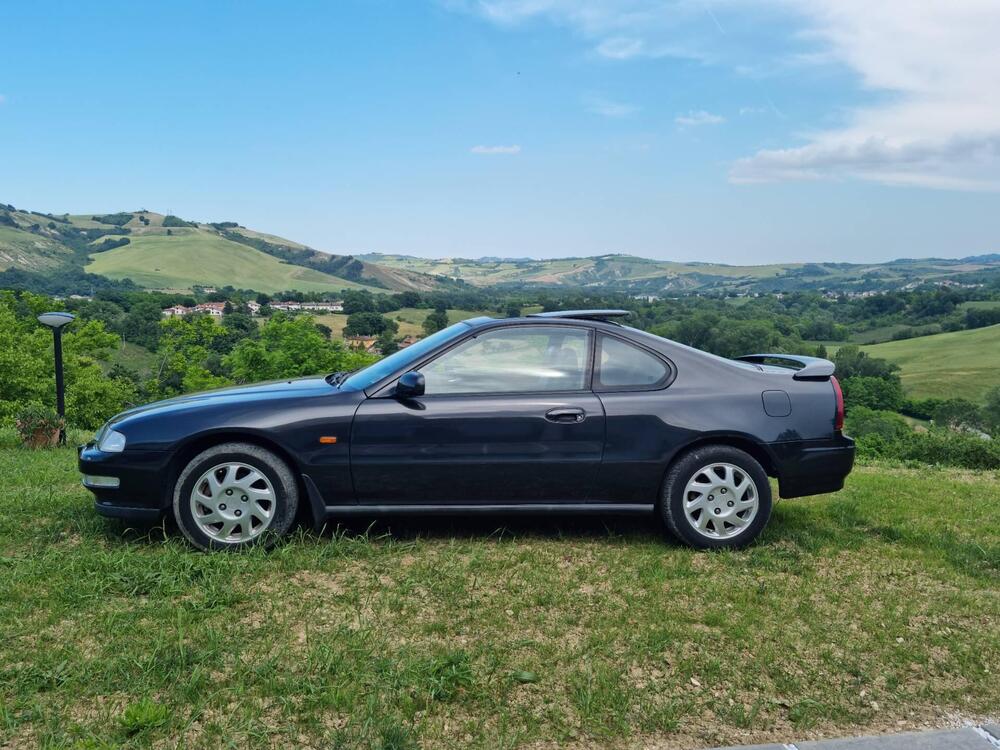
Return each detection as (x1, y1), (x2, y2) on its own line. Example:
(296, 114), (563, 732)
(91, 212), (133, 226)
(14, 405), (64, 449)
(844, 406), (910, 442)
(932, 398), (985, 432)
(900, 397), (945, 421)
(855, 427), (1000, 470)
(162, 215), (195, 228)
(841, 375), (904, 412)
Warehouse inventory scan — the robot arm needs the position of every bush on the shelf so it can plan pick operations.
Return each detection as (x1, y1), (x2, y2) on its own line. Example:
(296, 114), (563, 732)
(841, 375), (904, 412)
(931, 398), (985, 432)
(855, 427), (1000, 470)
(900, 397), (945, 421)
(14, 405), (64, 449)
(91, 212), (133, 227)
(162, 215), (196, 228)
(844, 406), (910, 442)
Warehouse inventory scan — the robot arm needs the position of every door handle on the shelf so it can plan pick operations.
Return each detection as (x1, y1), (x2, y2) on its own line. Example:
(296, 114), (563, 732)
(545, 407), (586, 424)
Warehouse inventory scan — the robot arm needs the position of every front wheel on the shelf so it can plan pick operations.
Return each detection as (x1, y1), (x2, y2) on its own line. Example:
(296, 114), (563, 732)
(173, 442), (299, 551)
(660, 445), (772, 550)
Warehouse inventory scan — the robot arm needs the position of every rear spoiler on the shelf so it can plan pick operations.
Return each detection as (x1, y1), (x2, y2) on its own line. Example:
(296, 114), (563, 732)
(735, 353), (835, 381)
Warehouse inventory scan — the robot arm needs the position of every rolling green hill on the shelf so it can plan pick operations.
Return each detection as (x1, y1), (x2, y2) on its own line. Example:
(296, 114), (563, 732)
(360, 252), (1000, 294)
(857, 324), (1000, 401)
(0, 204), (446, 294)
(4, 202), (999, 295)
(85, 232), (386, 294)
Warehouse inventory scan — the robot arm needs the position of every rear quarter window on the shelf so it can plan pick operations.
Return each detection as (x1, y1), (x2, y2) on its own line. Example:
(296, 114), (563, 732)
(595, 334), (671, 391)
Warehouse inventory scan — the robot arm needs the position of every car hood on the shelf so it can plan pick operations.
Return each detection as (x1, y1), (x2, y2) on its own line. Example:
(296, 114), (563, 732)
(108, 377), (335, 426)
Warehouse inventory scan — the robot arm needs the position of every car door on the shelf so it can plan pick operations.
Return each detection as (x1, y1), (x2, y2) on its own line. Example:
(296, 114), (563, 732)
(589, 332), (679, 503)
(350, 324), (606, 504)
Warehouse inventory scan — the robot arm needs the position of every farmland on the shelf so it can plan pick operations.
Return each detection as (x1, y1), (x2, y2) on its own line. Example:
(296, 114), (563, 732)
(1, 441), (997, 749)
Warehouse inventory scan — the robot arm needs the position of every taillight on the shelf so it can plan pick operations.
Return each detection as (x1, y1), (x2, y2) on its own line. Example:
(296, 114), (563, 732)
(831, 376), (845, 431)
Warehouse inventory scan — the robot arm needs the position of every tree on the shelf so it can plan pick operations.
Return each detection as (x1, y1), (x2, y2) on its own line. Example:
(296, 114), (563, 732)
(841, 375), (904, 413)
(225, 315), (375, 383)
(0, 294), (136, 429)
(344, 311), (397, 337)
(120, 298), (164, 349)
(423, 307), (449, 335)
(505, 303), (521, 318)
(342, 290), (377, 315)
(377, 331), (399, 355)
(932, 399), (985, 432)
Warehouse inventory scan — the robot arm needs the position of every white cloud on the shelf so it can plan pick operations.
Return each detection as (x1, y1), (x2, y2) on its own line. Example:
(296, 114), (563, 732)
(454, 0), (1000, 191)
(0, 94), (6, 105)
(470, 144), (522, 155)
(731, 0), (1000, 190)
(739, 106), (768, 116)
(675, 110), (725, 127)
(585, 95), (638, 118)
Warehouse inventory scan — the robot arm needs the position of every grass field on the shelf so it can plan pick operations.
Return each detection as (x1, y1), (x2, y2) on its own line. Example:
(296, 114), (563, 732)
(85, 232), (384, 295)
(858, 324), (1000, 401)
(1, 443), (997, 749)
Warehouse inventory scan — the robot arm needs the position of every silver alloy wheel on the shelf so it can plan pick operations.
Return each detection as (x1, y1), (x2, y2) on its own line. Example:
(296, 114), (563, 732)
(682, 462), (759, 540)
(189, 462), (276, 544)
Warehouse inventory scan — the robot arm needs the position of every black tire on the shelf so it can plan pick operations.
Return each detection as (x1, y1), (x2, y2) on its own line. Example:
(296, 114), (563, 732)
(660, 445), (772, 550)
(173, 442), (299, 552)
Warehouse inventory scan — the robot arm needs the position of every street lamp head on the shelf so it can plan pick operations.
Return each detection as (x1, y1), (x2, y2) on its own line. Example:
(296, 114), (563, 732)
(37, 312), (75, 329)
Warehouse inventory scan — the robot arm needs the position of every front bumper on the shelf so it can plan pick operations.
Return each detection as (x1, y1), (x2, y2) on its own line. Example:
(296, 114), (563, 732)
(78, 443), (172, 522)
(771, 433), (856, 499)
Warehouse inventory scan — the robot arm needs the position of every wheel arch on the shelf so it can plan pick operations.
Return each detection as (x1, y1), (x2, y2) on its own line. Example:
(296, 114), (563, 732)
(666, 433), (779, 480)
(165, 430), (318, 528)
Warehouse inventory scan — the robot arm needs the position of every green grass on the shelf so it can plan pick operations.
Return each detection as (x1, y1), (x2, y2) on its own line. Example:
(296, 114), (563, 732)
(1, 442), (997, 748)
(958, 300), (1000, 311)
(858, 324), (1000, 401)
(84, 231), (385, 294)
(0, 226), (73, 271)
(108, 342), (161, 378)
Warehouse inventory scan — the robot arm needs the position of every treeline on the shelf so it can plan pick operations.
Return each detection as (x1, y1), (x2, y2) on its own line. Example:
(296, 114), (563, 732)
(1, 291), (375, 430)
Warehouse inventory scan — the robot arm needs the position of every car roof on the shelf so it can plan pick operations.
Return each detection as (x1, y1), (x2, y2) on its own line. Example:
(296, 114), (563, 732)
(463, 310), (630, 331)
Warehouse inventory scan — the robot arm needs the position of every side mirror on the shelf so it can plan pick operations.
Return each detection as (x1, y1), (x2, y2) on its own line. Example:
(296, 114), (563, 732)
(395, 370), (425, 398)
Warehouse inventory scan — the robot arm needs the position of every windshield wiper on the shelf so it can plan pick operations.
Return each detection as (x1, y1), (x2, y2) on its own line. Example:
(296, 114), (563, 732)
(326, 371), (350, 387)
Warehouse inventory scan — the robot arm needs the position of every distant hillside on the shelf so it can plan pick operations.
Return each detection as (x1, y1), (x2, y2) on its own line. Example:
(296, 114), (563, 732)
(0, 205), (448, 295)
(856, 324), (1000, 402)
(3, 201), (998, 295)
(359, 252), (1000, 294)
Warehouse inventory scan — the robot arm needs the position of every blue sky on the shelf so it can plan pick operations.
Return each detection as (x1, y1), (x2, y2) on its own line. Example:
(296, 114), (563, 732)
(1, 0), (997, 263)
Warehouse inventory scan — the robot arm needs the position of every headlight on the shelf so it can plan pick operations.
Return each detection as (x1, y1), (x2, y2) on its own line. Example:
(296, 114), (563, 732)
(98, 430), (127, 453)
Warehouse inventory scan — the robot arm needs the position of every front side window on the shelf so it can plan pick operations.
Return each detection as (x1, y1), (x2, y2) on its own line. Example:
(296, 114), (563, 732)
(420, 326), (589, 395)
(596, 334), (669, 390)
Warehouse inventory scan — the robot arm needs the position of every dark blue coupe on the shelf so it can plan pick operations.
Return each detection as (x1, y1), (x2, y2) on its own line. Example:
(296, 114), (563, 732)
(80, 310), (854, 550)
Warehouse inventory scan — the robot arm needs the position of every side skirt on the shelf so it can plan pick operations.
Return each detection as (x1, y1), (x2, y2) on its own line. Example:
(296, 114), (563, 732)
(322, 503), (655, 517)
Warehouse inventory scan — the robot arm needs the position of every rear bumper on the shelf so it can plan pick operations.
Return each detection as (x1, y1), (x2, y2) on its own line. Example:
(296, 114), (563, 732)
(78, 443), (171, 521)
(771, 434), (855, 499)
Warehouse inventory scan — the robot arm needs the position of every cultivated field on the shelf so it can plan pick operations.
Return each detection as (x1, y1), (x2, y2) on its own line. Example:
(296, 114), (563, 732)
(1, 443), (997, 749)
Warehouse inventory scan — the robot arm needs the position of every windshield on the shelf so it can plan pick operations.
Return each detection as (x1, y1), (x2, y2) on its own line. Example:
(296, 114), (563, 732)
(338, 322), (474, 392)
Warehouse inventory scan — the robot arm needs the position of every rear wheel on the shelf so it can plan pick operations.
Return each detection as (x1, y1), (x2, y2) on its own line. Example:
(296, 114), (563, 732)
(660, 445), (772, 550)
(173, 442), (298, 551)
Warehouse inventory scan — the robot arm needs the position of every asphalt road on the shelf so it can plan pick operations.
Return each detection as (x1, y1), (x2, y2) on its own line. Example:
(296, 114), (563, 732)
(713, 725), (1000, 749)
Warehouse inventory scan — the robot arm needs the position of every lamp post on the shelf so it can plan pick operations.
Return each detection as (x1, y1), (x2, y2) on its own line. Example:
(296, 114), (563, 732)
(37, 312), (75, 445)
